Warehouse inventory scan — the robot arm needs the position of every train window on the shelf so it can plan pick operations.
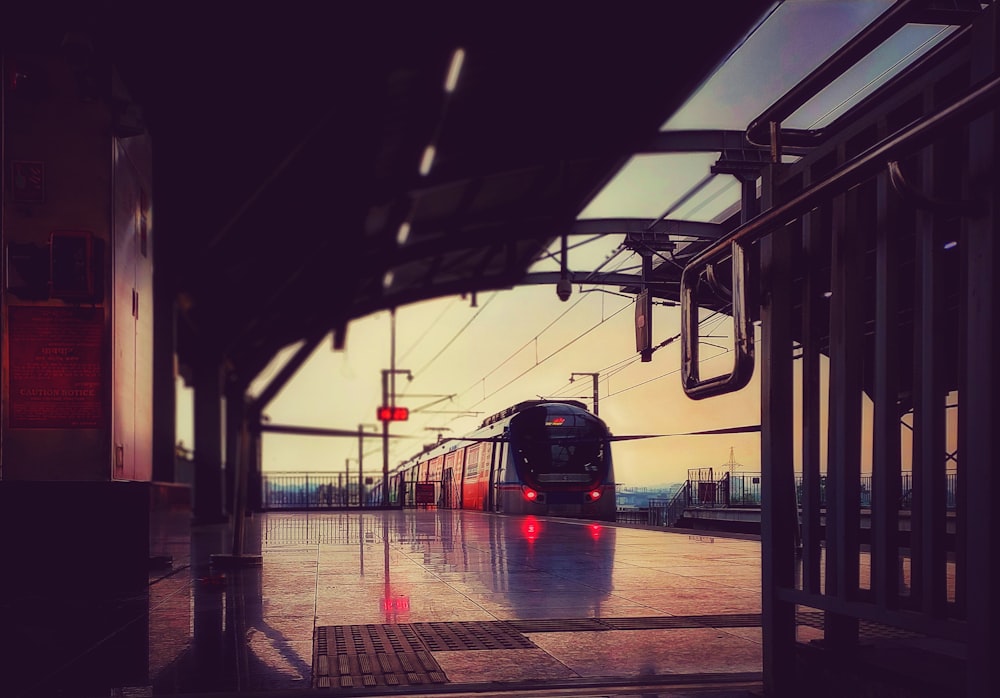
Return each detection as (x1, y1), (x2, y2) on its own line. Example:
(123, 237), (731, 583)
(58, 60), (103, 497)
(464, 445), (480, 479)
(509, 406), (607, 488)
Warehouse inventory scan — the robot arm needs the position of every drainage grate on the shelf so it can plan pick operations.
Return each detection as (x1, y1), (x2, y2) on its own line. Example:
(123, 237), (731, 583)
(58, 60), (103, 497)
(410, 620), (537, 651)
(509, 613), (765, 634)
(603, 613), (764, 631)
(508, 618), (611, 633)
(313, 625), (447, 689)
(315, 612), (932, 688)
(509, 618), (610, 633)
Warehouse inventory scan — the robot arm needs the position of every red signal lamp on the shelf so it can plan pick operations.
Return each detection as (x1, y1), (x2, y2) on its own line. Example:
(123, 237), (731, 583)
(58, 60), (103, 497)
(588, 489), (602, 501)
(377, 406), (409, 421)
(521, 486), (538, 501)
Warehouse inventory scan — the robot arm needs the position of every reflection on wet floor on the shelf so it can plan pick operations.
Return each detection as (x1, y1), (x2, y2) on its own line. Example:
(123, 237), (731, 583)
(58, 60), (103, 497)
(4, 506), (971, 697)
(4, 507), (965, 696)
(0, 509), (792, 696)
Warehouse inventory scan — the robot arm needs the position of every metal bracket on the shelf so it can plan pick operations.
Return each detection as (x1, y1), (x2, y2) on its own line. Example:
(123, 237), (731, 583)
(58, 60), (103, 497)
(681, 240), (755, 399)
(887, 160), (979, 216)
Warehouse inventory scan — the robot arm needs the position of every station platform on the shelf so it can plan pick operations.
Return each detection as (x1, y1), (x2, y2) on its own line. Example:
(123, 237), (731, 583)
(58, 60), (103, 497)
(3, 509), (788, 697)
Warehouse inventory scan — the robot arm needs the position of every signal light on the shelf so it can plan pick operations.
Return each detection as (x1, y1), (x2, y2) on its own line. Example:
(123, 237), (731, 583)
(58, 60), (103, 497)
(377, 406), (409, 422)
(521, 486), (538, 502)
(588, 489), (602, 501)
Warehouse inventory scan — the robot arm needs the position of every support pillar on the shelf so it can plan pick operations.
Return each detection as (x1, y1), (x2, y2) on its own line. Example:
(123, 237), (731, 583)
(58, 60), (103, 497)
(193, 358), (226, 524)
(224, 378), (245, 515)
(152, 300), (177, 483)
(964, 6), (1000, 694)
(759, 159), (797, 697)
(247, 420), (263, 512)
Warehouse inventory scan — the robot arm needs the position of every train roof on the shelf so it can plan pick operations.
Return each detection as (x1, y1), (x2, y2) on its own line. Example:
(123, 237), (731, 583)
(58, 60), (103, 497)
(386, 399), (595, 476)
(480, 399), (588, 428)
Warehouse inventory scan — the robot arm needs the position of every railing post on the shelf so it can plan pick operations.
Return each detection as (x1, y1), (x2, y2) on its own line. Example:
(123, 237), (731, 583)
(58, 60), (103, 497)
(760, 142), (798, 697)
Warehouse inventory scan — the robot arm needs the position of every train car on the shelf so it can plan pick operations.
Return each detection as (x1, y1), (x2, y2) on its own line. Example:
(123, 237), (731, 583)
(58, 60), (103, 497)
(376, 400), (616, 521)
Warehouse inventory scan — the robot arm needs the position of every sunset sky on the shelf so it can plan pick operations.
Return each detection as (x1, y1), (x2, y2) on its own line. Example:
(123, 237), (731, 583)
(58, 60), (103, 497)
(176, 1), (954, 486)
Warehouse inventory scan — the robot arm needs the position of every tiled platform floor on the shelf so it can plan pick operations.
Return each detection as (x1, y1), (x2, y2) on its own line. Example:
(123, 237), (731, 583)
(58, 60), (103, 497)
(4, 509), (782, 697)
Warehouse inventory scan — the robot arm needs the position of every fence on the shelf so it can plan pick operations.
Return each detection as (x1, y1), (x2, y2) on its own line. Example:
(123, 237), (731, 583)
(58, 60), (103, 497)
(262, 472), (377, 509)
(683, 470), (958, 510)
(614, 508), (649, 524)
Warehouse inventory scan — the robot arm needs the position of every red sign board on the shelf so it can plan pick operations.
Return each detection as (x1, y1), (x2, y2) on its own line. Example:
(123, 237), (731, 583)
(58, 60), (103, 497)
(377, 406), (409, 421)
(8, 306), (104, 428)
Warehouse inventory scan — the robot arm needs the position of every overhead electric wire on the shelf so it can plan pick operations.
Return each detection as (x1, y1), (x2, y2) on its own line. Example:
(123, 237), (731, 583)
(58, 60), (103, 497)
(456, 292), (592, 399)
(399, 290), (616, 452)
(504, 239), (634, 390)
(398, 297), (460, 363)
(541, 304), (735, 403)
(411, 292), (499, 377)
(676, 178), (740, 220)
(415, 234), (729, 432)
(465, 300), (634, 409)
(533, 234), (610, 267)
(606, 333), (761, 400)
(410, 251), (627, 437)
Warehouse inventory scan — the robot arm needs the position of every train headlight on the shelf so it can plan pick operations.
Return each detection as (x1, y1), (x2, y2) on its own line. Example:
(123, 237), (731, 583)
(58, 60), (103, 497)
(521, 486), (538, 501)
(588, 489), (602, 501)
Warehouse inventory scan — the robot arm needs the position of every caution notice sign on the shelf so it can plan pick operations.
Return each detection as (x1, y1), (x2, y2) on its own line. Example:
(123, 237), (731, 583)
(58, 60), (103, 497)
(8, 306), (104, 429)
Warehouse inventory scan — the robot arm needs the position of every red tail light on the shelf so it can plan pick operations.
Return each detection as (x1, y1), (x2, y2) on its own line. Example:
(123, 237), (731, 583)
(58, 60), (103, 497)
(588, 489), (602, 501)
(521, 486), (538, 501)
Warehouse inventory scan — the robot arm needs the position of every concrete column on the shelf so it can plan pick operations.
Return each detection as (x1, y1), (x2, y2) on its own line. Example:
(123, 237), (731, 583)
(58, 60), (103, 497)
(247, 413), (263, 512)
(152, 297), (177, 483)
(193, 358), (225, 524)
(224, 380), (245, 515)
(964, 6), (1000, 694)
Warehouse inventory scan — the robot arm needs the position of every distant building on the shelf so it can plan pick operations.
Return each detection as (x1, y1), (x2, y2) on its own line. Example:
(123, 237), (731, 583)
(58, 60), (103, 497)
(615, 484), (683, 508)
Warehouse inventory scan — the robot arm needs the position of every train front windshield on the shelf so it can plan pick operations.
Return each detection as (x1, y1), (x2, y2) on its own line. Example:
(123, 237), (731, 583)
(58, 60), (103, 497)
(509, 405), (608, 489)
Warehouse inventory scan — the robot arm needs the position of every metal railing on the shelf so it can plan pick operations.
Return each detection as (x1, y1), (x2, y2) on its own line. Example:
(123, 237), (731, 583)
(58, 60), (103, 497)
(681, 69), (1000, 400)
(262, 472), (376, 509)
(645, 482), (692, 527)
(614, 508), (649, 525)
(681, 470), (958, 510)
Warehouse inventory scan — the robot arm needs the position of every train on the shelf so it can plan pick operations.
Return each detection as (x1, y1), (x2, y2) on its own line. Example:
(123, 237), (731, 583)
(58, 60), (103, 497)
(372, 399), (617, 521)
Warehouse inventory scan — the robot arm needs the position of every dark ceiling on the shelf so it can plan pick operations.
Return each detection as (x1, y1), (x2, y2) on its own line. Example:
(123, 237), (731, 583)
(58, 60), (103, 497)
(10, 1), (773, 382)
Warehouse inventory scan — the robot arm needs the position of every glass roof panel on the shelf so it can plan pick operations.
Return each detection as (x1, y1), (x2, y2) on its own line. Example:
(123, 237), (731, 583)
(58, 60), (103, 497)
(577, 153), (720, 220)
(787, 23), (959, 129)
(562, 1), (968, 282)
(662, 0), (895, 132)
(669, 176), (741, 223)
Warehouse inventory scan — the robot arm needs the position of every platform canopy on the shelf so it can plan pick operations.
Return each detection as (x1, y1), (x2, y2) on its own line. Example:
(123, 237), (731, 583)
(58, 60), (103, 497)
(9, 1), (773, 381)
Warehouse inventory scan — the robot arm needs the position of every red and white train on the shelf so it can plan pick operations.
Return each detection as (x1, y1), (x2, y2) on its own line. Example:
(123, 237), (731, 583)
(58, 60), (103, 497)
(374, 400), (617, 521)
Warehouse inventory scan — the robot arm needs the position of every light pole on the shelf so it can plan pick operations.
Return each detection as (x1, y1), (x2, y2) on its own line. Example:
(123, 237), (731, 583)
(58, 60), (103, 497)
(381, 368), (412, 506)
(570, 372), (600, 415)
(357, 423), (378, 505)
(343, 458), (355, 506)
